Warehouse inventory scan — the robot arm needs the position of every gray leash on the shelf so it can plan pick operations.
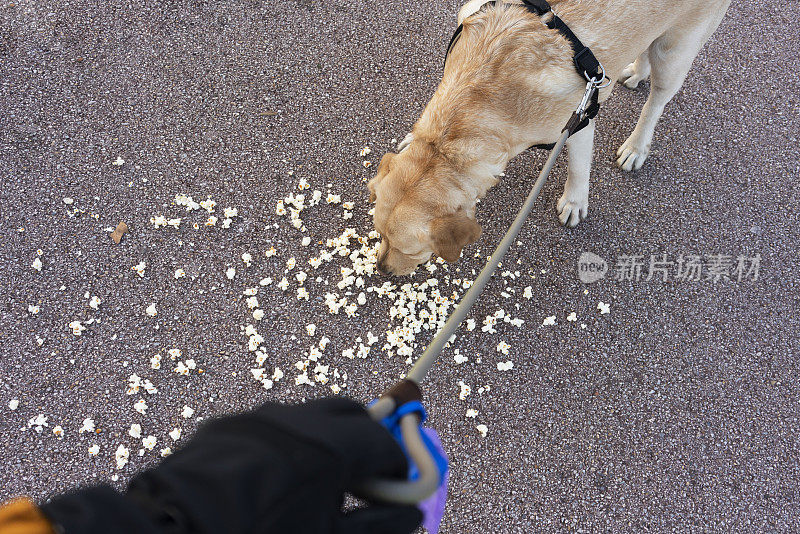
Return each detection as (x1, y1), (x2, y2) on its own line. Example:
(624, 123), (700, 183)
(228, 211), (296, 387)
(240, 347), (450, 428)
(361, 79), (603, 504)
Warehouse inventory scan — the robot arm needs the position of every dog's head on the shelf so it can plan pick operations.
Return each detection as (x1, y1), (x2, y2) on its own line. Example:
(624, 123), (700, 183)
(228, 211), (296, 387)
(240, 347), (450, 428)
(368, 150), (482, 276)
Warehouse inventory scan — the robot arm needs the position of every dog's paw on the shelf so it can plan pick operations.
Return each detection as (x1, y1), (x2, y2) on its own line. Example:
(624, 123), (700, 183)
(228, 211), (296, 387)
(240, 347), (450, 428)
(618, 62), (647, 89)
(616, 136), (650, 171)
(397, 132), (414, 152)
(557, 193), (588, 228)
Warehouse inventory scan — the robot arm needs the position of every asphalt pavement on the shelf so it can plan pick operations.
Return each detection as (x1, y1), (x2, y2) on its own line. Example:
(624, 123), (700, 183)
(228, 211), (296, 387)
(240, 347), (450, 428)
(1, 0), (799, 532)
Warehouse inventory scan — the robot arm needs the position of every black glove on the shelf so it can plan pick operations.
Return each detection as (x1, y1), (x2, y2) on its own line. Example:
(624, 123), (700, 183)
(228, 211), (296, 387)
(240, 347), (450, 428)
(42, 398), (422, 534)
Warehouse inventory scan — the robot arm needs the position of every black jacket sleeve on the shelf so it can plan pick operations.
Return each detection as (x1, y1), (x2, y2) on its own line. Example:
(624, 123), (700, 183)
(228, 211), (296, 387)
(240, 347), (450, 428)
(41, 398), (421, 534)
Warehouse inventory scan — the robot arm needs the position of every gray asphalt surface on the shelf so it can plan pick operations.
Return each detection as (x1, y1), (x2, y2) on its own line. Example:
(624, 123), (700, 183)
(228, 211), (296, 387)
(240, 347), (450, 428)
(1, 0), (799, 532)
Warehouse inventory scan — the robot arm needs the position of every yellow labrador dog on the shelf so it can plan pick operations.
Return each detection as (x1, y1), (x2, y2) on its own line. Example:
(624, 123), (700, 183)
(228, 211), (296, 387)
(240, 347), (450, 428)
(369, 0), (731, 275)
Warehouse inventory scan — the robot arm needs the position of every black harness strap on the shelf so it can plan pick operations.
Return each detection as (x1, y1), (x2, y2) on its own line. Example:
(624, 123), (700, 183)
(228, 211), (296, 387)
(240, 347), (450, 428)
(445, 0), (605, 149)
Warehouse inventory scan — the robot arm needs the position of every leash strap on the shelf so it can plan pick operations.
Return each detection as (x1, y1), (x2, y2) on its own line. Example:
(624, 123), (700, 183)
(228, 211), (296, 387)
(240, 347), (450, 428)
(360, 79), (600, 503)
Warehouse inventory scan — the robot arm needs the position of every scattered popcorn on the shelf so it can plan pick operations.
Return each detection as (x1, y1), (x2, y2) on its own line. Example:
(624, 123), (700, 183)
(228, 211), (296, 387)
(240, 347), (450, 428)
(89, 295), (101, 310)
(362, 161), (372, 168)
(359, 147), (371, 157)
(301, 236), (311, 247)
(52, 426), (64, 438)
(129, 424), (142, 439)
(326, 194), (341, 204)
(523, 286), (533, 299)
(242, 253), (253, 266)
(476, 424), (488, 437)
(458, 381), (471, 400)
(175, 194), (201, 211)
(88, 444), (100, 456)
(259, 277), (273, 286)
(132, 261), (146, 277)
(150, 354), (162, 369)
(8, 399), (19, 410)
(181, 405), (194, 419)
(160, 447), (172, 457)
(496, 341), (511, 355)
(265, 247), (277, 257)
(567, 312), (577, 322)
(28, 414), (48, 433)
(205, 215), (218, 226)
(246, 296), (259, 310)
(252, 309), (265, 321)
(79, 418), (95, 433)
(63, 197), (74, 205)
(145, 303), (157, 317)
(169, 428), (182, 441)
(68, 320), (86, 336)
(306, 324), (316, 336)
(542, 316), (556, 326)
(167, 218), (182, 229)
(200, 198), (216, 213)
(224, 207), (238, 218)
(497, 361), (514, 372)
(31, 257), (42, 271)
(466, 409), (479, 418)
(115, 445), (130, 469)
(168, 348), (182, 359)
(251, 368), (265, 381)
(598, 301), (611, 314)
(142, 436), (157, 450)
(134, 399), (148, 414)
(174, 268), (186, 279)
(226, 267), (236, 279)
(112, 156), (125, 166)
(126, 374), (144, 395)
(27, 305), (39, 315)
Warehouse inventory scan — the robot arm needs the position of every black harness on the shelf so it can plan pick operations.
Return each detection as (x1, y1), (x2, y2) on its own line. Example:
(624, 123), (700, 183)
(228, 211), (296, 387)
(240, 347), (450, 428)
(445, 0), (606, 149)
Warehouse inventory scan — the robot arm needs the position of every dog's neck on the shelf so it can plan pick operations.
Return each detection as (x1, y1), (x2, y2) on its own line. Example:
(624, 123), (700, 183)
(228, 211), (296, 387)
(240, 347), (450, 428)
(402, 135), (502, 217)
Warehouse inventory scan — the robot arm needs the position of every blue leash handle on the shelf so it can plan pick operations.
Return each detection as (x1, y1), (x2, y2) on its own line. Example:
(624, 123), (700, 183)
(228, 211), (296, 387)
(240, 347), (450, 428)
(373, 400), (449, 487)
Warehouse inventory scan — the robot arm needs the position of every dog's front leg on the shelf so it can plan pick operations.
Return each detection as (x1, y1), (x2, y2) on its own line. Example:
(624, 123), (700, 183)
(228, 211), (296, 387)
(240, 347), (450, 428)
(557, 119), (595, 228)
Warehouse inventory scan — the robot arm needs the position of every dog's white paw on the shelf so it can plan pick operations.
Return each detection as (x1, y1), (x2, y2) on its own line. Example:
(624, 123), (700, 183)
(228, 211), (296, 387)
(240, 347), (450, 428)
(557, 193), (588, 228)
(616, 136), (650, 171)
(618, 62), (647, 89)
(397, 132), (414, 152)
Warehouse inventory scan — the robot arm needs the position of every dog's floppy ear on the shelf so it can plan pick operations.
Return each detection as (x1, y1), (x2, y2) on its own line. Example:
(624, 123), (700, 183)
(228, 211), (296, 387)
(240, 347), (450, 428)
(367, 153), (396, 203)
(430, 212), (482, 262)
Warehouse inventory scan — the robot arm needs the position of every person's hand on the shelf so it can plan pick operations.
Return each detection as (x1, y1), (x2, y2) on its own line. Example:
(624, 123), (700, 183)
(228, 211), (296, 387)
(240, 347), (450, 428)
(42, 398), (422, 534)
